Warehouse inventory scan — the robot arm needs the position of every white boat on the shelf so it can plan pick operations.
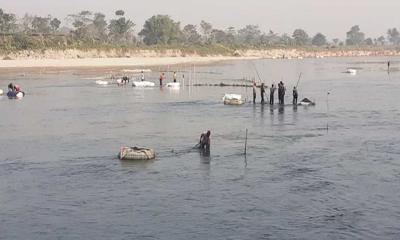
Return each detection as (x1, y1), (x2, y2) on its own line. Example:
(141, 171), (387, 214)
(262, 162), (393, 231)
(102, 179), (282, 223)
(0, 89), (3, 95)
(346, 69), (357, 75)
(223, 94), (245, 105)
(166, 82), (180, 88)
(95, 80), (110, 85)
(132, 81), (155, 87)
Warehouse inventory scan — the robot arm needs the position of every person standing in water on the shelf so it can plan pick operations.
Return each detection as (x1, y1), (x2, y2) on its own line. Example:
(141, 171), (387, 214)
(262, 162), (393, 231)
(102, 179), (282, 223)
(252, 81), (257, 104)
(293, 86), (298, 105)
(260, 83), (266, 104)
(199, 130), (211, 150)
(173, 71), (177, 83)
(270, 84), (276, 105)
(388, 61), (391, 73)
(278, 81), (286, 104)
(159, 72), (165, 86)
(141, 71), (145, 81)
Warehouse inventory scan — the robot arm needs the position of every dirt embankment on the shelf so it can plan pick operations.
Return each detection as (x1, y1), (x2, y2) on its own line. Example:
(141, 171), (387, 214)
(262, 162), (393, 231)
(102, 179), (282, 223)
(1, 48), (400, 61)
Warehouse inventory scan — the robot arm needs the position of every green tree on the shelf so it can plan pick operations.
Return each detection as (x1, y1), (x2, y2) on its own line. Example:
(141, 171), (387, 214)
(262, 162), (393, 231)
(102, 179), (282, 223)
(280, 33), (294, 46)
(50, 18), (61, 32)
(376, 36), (385, 46)
(31, 16), (51, 34)
(92, 13), (107, 40)
(292, 29), (309, 45)
(346, 25), (365, 45)
(68, 11), (95, 39)
(364, 38), (373, 46)
(225, 27), (236, 44)
(108, 10), (135, 42)
(0, 8), (17, 33)
(182, 24), (201, 44)
(68, 11), (108, 42)
(387, 28), (400, 45)
(200, 20), (212, 42)
(139, 15), (181, 45)
(332, 38), (340, 46)
(210, 29), (227, 44)
(238, 25), (261, 45)
(312, 33), (327, 46)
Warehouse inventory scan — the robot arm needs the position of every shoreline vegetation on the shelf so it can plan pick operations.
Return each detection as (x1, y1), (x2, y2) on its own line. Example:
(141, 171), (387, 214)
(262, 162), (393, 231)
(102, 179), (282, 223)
(1, 8), (400, 68)
(0, 47), (399, 69)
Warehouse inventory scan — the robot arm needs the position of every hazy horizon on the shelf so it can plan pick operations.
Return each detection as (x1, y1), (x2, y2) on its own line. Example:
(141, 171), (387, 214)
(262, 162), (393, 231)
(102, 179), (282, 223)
(1, 0), (399, 39)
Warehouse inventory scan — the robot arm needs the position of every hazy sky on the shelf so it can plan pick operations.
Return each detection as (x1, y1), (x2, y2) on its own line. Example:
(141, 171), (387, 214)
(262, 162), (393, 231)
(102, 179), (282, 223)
(1, 0), (399, 39)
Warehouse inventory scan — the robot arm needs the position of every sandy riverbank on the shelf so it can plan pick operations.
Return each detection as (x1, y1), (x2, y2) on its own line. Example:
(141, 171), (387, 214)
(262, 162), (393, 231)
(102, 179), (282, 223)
(0, 56), (256, 69)
(0, 48), (399, 69)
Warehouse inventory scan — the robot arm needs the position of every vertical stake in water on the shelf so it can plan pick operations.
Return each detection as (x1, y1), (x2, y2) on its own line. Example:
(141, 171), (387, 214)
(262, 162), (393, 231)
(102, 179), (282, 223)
(326, 92), (330, 132)
(244, 128), (248, 155)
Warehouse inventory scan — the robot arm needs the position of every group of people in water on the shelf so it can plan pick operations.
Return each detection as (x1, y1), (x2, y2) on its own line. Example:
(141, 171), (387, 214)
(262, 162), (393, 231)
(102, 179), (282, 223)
(6, 83), (25, 98)
(159, 71), (179, 86)
(253, 81), (298, 105)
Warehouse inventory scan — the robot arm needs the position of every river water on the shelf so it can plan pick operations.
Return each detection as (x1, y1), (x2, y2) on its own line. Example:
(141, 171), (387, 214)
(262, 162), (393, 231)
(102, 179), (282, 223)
(0, 57), (400, 239)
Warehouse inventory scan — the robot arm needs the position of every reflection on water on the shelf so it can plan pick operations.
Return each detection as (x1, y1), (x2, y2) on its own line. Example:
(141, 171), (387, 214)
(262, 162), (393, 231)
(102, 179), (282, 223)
(1, 56), (400, 239)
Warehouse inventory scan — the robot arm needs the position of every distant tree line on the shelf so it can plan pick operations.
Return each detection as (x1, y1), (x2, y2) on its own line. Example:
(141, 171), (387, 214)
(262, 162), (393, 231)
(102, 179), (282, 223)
(1, 8), (400, 52)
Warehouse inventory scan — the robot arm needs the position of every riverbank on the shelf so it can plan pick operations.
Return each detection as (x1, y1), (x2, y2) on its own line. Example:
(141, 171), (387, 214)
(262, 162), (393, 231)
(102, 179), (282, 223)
(0, 48), (399, 69)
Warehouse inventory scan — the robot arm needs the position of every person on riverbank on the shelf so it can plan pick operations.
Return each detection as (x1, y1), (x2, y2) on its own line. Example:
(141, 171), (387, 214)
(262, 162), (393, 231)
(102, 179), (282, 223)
(270, 84), (276, 105)
(159, 72), (165, 86)
(260, 83), (266, 104)
(199, 130), (211, 150)
(293, 86), (298, 105)
(173, 72), (177, 83)
(252, 81), (257, 104)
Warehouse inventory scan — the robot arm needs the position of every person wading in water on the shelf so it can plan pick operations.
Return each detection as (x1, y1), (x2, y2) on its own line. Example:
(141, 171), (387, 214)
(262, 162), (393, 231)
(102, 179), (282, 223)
(293, 86), (298, 105)
(199, 130), (211, 150)
(159, 72), (165, 86)
(270, 84), (276, 105)
(252, 81), (257, 104)
(260, 83), (266, 104)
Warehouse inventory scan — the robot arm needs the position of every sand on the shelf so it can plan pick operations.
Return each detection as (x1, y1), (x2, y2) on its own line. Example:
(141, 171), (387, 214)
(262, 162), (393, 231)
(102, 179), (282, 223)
(0, 56), (258, 69)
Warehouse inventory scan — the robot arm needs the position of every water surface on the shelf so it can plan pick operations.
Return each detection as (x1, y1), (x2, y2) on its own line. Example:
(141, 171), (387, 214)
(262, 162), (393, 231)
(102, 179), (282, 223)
(1, 57), (400, 239)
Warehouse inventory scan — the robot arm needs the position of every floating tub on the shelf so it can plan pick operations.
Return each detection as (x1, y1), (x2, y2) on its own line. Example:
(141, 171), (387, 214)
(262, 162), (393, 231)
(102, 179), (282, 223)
(118, 147), (156, 160)
(223, 94), (245, 105)
(132, 81), (155, 87)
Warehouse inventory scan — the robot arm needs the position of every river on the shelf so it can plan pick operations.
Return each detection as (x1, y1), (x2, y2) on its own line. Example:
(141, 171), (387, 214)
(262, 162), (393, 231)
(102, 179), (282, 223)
(0, 57), (399, 239)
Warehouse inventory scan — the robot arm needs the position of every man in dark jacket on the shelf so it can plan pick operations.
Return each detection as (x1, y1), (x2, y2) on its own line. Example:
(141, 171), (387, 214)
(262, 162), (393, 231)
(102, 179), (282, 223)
(293, 86), (298, 105)
(199, 130), (211, 150)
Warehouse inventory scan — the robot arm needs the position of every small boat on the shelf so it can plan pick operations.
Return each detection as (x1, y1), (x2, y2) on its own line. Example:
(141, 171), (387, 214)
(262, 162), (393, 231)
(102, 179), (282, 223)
(166, 82), (180, 88)
(223, 94), (245, 105)
(7, 91), (25, 99)
(298, 98), (315, 106)
(0, 89), (3, 95)
(132, 81), (155, 87)
(346, 68), (357, 75)
(95, 80), (110, 85)
(118, 147), (156, 160)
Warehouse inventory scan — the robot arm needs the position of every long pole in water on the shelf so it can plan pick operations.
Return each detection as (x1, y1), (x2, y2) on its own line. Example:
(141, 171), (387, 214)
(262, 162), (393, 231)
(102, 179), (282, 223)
(251, 61), (263, 84)
(244, 128), (248, 155)
(326, 92), (330, 132)
(296, 73), (302, 88)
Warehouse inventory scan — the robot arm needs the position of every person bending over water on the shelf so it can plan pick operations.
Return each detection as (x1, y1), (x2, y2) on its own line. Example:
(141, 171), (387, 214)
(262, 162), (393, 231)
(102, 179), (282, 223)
(199, 130), (211, 150)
